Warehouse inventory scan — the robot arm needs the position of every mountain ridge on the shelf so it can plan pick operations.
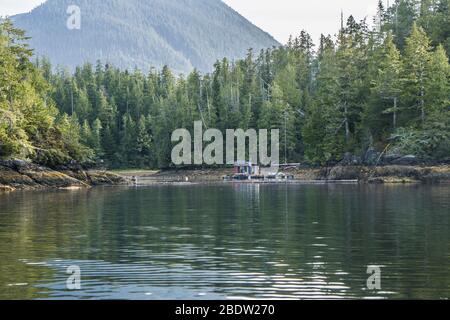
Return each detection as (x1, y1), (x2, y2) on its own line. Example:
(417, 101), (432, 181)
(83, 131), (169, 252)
(12, 0), (280, 74)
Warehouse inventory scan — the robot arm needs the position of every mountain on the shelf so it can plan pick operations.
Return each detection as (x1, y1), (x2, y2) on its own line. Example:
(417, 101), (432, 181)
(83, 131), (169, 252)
(12, 0), (280, 74)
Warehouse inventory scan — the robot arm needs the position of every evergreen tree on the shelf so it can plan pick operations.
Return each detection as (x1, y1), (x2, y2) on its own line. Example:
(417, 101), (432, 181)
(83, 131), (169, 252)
(403, 22), (432, 125)
(426, 45), (450, 113)
(368, 33), (403, 135)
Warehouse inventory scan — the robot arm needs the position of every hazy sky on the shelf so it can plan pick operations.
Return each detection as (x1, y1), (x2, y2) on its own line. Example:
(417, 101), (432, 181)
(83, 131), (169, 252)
(223, 0), (380, 42)
(0, 0), (381, 43)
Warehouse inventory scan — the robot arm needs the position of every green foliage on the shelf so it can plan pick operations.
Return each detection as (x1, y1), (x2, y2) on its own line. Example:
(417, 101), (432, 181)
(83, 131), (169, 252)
(391, 112), (450, 158)
(366, 32), (403, 135)
(41, 8), (448, 167)
(2, 2), (449, 169)
(0, 19), (92, 166)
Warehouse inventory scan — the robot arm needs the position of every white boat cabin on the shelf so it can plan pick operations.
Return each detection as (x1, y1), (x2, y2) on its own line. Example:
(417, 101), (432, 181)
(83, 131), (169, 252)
(234, 161), (260, 176)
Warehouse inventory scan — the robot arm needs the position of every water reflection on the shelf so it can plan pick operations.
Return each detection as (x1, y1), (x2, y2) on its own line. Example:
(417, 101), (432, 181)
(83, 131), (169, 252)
(0, 184), (449, 299)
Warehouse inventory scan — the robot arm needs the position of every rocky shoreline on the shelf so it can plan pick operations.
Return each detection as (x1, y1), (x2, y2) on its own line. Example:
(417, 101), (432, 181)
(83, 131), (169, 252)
(1, 160), (449, 192)
(117, 165), (450, 184)
(138, 151), (450, 184)
(0, 160), (126, 192)
(289, 165), (450, 184)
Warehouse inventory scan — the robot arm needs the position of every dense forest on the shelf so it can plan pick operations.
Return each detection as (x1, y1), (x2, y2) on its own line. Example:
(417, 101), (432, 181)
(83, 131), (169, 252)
(1, 0), (449, 169)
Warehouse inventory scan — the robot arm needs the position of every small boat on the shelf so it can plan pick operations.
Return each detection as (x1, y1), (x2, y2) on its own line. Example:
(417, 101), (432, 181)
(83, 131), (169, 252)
(222, 162), (294, 182)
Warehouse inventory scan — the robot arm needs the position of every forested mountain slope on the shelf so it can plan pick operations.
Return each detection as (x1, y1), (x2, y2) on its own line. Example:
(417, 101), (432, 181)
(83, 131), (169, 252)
(12, 0), (279, 74)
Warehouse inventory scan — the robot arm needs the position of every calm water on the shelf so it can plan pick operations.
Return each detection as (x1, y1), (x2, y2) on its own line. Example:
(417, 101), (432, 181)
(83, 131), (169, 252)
(0, 184), (449, 300)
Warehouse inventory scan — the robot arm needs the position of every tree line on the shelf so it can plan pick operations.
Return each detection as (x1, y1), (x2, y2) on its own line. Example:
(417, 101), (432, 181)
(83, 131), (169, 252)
(1, 0), (449, 168)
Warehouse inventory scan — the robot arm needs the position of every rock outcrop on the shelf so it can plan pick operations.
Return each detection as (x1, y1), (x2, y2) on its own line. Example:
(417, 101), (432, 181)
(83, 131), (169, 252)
(0, 160), (126, 191)
(285, 164), (450, 184)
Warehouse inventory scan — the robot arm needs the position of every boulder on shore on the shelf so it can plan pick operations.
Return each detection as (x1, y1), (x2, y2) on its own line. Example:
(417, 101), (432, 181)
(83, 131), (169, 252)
(363, 148), (381, 166)
(0, 184), (15, 192)
(391, 155), (421, 166)
(339, 152), (362, 166)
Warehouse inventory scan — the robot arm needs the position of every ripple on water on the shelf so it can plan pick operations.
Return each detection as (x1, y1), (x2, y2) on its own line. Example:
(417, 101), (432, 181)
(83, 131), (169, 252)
(0, 184), (449, 299)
